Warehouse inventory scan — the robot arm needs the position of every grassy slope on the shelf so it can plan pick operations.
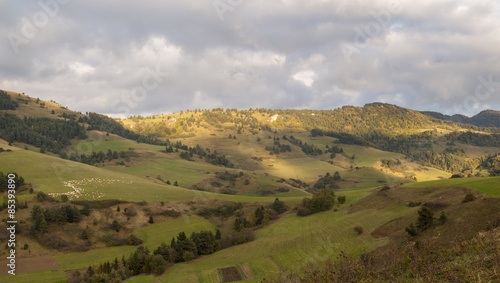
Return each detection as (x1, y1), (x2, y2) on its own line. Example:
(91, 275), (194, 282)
(1, 90), (83, 120)
(403, 176), (500, 196)
(6, 216), (213, 282)
(0, 147), (303, 203)
(55, 216), (213, 270)
(71, 130), (166, 153)
(124, 188), (418, 282)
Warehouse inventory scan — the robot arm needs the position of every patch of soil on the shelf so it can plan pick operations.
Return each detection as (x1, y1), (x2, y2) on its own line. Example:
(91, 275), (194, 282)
(220, 266), (243, 282)
(0, 256), (59, 275)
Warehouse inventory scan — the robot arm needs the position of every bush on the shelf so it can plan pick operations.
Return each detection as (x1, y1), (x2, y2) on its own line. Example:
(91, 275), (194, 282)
(405, 224), (418, 237)
(306, 189), (335, 213)
(241, 228), (255, 242)
(296, 207), (311, 217)
(416, 207), (434, 231)
(462, 193), (476, 203)
(79, 228), (90, 240)
(408, 201), (421, 207)
(272, 198), (287, 214)
(40, 234), (69, 250)
(337, 196), (346, 204)
(438, 211), (447, 224)
(110, 220), (121, 232)
(354, 226), (363, 235)
(150, 254), (167, 275)
(127, 234), (143, 246)
(124, 207), (137, 216)
(182, 251), (195, 262)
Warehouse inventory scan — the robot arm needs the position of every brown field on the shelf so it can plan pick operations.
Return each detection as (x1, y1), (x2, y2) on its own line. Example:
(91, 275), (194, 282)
(0, 256), (59, 275)
(220, 266), (243, 282)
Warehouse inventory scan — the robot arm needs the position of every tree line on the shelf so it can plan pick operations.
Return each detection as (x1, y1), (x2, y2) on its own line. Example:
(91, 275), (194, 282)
(0, 91), (19, 110)
(0, 113), (87, 153)
(0, 171), (25, 192)
(60, 149), (129, 166)
(81, 113), (166, 146)
(72, 226), (254, 282)
(167, 140), (234, 168)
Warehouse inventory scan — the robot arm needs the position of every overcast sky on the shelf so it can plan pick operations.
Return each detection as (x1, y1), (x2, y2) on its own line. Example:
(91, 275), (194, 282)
(1, 0), (500, 117)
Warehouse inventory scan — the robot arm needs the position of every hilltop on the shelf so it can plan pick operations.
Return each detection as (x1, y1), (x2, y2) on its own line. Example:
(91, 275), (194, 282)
(421, 109), (500, 128)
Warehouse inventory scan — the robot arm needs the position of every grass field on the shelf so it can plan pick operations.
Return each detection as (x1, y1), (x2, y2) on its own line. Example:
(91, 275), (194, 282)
(121, 188), (418, 282)
(0, 148), (304, 203)
(70, 130), (166, 153)
(109, 156), (228, 188)
(259, 157), (343, 184)
(403, 176), (500, 196)
(4, 269), (67, 283)
(55, 216), (213, 270)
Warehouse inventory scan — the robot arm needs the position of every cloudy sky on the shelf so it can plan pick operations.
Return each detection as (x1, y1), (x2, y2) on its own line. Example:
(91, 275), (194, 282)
(1, 0), (500, 117)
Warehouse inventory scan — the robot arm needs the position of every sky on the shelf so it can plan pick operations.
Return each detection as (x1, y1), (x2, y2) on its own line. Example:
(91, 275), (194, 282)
(1, 0), (500, 118)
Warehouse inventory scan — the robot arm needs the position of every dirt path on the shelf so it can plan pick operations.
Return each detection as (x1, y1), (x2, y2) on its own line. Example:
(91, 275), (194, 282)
(0, 256), (59, 275)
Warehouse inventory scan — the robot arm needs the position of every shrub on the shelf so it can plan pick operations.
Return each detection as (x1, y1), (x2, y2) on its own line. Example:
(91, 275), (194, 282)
(124, 207), (137, 216)
(296, 207), (311, 217)
(150, 254), (166, 275)
(40, 234), (69, 250)
(416, 207), (434, 231)
(405, 224), (418, 237)
(182, 251), (195, 262)
(79, 228), (90, 240)
(127, 234), (143, 246)
(272, 198), (287, 214)
(110, 220), (121, 232)
(241, 228), (255, 242)
(408, 201), (421, 207)
(462, 193), (476, 203)
(337, 196), (346, 204)
(354, 226), (363, 235)
(438, 211), (447, 224)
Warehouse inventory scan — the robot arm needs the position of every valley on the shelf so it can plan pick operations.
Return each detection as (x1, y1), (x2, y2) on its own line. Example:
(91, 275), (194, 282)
(0, 90), (499, 282)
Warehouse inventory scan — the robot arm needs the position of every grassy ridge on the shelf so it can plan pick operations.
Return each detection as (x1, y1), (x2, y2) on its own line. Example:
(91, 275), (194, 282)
(0, 148), (305, 203)
(148, 188), (416, 282)
(403, 176), (500, 196)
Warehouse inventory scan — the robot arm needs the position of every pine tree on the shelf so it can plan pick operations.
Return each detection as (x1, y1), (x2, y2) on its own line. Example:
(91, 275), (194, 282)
(416, 207), (434, 231)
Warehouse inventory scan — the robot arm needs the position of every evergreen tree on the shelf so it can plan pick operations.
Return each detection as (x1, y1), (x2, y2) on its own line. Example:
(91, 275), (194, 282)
(416, 207), (434, 231)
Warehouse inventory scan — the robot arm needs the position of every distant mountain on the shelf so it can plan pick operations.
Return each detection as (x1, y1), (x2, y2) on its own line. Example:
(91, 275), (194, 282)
(470, 110), (500, 128)
(421, 110), (500, 128)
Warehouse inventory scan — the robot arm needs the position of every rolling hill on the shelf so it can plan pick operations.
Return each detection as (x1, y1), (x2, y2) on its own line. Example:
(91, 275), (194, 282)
(421, 109), (500, 128)
(0, 89), (499, 282)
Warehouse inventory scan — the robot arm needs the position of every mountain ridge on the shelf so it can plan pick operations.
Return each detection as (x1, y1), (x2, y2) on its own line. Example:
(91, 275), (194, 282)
(421, 109), (500, 128)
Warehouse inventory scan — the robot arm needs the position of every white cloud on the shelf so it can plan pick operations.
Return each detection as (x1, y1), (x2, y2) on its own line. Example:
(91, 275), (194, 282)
(292, 70), (315, 87)
(69, 62), (95, 77)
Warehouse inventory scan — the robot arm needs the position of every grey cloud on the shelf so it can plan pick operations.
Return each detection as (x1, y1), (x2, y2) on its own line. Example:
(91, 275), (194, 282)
(1, 0), (499, 117)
